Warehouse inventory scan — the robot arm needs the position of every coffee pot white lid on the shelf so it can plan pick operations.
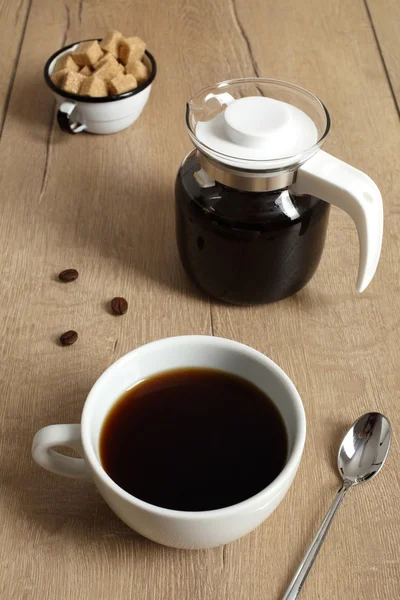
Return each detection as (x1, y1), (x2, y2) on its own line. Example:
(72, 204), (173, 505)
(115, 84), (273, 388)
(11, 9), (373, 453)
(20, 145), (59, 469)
(195, 96), (318, 170)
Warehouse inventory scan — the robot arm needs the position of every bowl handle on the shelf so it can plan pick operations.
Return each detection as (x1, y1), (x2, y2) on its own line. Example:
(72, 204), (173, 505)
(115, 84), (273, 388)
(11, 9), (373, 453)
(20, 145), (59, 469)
(57, 101), (87, 134)
(32, 424), (91, 479)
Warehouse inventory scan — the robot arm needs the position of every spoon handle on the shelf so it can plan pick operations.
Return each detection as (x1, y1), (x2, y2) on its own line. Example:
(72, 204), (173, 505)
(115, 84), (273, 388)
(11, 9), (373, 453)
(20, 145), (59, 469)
(281, 484), (350, 600)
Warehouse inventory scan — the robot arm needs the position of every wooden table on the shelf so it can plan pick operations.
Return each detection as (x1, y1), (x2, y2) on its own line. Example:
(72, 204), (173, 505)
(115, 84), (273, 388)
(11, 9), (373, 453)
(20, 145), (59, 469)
(0, 1), (399, 598)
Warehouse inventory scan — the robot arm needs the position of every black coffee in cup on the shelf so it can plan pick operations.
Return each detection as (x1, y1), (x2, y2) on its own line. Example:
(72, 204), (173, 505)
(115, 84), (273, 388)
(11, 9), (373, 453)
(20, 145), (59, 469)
(100, 367), (288, 511)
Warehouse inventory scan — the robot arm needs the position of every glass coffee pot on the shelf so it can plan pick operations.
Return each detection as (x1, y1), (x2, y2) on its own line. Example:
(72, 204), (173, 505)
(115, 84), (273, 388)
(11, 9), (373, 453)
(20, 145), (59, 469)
(175, 79), (383, 304)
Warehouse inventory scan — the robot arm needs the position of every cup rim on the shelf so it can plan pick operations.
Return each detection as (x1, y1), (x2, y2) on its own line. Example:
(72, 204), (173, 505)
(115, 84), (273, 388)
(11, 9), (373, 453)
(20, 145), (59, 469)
(44, 39), (157, 103)
(81, 335), (306, 519)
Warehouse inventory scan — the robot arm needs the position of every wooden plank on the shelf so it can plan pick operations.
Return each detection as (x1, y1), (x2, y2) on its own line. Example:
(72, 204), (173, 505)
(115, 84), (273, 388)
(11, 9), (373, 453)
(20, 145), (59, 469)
(367, 0), (400, 110)
(211, 1), (400, 599)
(0, 0), (31, 134)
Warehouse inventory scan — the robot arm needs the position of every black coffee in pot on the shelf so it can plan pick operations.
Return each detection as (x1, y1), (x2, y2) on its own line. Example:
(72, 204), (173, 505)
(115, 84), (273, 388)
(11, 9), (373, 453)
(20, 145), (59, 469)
(175, 152), (330, 305)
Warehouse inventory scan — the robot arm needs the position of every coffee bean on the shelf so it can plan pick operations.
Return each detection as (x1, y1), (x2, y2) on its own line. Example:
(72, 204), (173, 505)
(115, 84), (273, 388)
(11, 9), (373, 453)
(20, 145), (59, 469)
(60, 330), (78, 346)
(59, 269), (79, 282)
(111, 297), (128, 315)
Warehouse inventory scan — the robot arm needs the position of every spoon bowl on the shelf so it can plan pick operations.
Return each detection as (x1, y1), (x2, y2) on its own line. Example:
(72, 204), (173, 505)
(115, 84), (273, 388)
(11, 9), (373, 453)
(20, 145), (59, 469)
(338, 412), (391, 485)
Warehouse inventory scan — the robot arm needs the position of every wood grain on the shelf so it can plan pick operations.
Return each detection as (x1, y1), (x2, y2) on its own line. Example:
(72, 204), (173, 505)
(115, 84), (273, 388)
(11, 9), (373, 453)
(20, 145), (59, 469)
(367, 0), (400, 110)
(0, 0), (31, 134)
(0, 0), (399, 598)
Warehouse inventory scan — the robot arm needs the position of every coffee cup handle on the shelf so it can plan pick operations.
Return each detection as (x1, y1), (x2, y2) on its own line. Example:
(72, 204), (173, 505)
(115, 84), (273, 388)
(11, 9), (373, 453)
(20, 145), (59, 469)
(32, 424), (91, 479)
(57, 101), (87, 134)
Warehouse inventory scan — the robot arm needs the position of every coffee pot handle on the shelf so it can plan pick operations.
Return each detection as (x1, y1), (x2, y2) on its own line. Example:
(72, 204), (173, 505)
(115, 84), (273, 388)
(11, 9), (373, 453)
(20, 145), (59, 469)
(294, 150), (383, 292)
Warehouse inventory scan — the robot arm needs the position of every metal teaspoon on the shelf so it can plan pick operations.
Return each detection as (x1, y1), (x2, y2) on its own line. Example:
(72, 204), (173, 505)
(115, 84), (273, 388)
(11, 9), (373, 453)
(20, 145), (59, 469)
(282, 412), (392, 600)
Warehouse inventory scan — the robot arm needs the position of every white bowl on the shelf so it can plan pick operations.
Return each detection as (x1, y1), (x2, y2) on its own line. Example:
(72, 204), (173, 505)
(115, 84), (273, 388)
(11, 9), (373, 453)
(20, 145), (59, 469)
(32, 335), (306, 549)
(44, 39), (157, 135)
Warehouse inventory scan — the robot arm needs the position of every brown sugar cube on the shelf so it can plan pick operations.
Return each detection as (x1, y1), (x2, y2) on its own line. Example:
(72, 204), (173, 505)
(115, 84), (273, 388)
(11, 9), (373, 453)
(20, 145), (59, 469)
(93, 52), (120, 70)
(108, 73), (137, 95)
(80, 65), (92, 76)
(72, 40), (103, 67)
(125, 59), (149, 84)
(53, 53), (79, 73)
(51, 67), (68, 88)
(93, 53), (123, 80)
(100, 30), (123, 58)
(118, 36), (146, 65)
(80, 75), (108, 97)
(62, 71), (86, 94)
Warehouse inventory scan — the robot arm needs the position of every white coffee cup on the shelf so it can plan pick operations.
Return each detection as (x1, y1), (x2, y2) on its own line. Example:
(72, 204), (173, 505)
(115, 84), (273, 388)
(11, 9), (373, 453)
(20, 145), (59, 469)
(44, 39), (157, 135)
(32, 336), (306, 549)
